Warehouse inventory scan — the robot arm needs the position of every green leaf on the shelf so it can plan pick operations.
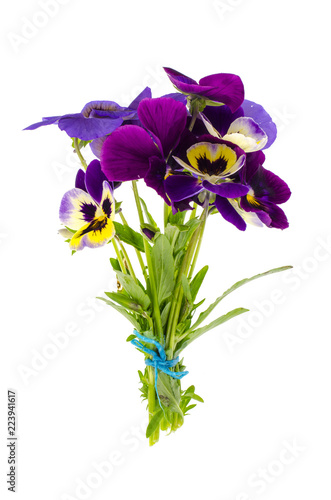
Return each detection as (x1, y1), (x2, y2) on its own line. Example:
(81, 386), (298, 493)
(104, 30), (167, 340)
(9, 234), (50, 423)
(126, 334), (136, 342)
(156, 372), (183, 416)
(183, 392), (204, 403)
(151, 234), (175, 305)
(109, 258), (121, 272)
(168, 209), (186, 226)
(161, 301), (171, 329)
(97, 297), (141, 330)
(139, 197), (158, 229)
(104, 291), (144, 313)
(174, 218), (201, 255)
(113, 221), (145, 252)
(115, 201), (122, 214)
(176, 308), (248, 354)
(189, 265), (292, 332)
(116, 272), (151, 310)
(190, 266), (209, 302)
(181, 275), (192, 303)
(146, 410), (163, 438)
(184, 404), (197, 414)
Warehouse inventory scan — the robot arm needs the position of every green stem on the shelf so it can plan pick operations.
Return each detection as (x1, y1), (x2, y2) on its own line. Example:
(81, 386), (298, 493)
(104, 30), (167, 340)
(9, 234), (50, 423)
(73, 138), (88, 170)
(112, 238), (127, 274)
(118, 211), (148, 283)
(115, 236), (138, 283)
(132, 181), (163, 343)
(147, 366), (158, 446)
(164, 202), (169, 230)
(166, 198), (210, 355)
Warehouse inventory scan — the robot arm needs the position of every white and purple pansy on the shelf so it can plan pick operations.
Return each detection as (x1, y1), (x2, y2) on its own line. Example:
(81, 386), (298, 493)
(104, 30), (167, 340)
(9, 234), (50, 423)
(59, 160), (115, 251)
(202, 100), (277, 151)
(24, 87), (151, 141)
(163, 67), (245, 112)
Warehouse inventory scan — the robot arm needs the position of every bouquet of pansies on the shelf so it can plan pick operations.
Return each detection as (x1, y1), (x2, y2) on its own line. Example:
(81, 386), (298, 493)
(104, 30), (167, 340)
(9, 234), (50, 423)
(25, 67), (291, 445)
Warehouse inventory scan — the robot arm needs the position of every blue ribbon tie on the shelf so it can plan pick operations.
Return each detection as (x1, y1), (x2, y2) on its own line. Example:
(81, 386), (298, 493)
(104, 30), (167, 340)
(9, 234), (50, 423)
(131, 329), (188, 412)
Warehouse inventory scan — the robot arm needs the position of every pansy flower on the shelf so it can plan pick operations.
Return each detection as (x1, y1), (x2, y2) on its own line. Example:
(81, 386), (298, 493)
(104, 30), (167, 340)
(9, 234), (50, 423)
(165, 135), (249, 206)
(163, 67), (244, 112)
(24, 88), (151, 141)
(202, 100), (277, 151)
(59, 160), (115, 250)
(101, 97), (188, 202)
(212, 151), (291, 230)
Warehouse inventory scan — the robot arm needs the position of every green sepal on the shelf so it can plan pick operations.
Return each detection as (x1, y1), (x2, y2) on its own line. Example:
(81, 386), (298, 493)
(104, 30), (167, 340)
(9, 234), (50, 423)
(139, 197), (158, 229)
(109, 258), (121, 272)
(113, 221), (145, 252)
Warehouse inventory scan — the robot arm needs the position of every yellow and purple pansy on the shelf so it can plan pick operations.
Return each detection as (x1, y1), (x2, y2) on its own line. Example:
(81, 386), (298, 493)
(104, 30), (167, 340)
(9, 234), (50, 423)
(59, 160), (115, 250)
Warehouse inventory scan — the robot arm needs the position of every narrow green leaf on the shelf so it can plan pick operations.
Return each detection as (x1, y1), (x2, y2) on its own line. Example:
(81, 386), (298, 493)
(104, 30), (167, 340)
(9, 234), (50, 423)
(189, 265), (292, 332)
(161, 301), (171, 329)
(183, 392), (204, 403)
(113, 221), (145, 252)
(151, 234), (175, 305)
(126, 334), (136, 342)
(176, 307), (249, 354)
(104, 291), (143, 313)
(146, 410), (163, 438)
(190, 266), (209, 302)
(174, 218), (201, 255)
(184, 404), (197, 414)
(97, 297), (141, 330)
(139, 197), (158, 229)
(116, 271), (151, 310)
(109, 258), (121, 272)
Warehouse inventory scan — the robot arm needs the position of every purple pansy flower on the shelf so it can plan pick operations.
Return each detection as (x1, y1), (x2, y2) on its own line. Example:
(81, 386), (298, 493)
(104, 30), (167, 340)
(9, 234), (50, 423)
(59, 160), (116, 251)
(163, 67), (244, 112)
(213, 151), (291, 230)
(101, 97), (188, 202)
(24, 88), (151, 141)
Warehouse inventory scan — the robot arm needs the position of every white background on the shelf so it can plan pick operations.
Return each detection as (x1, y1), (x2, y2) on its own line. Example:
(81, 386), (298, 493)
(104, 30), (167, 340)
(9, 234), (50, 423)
(1, 0), (330, 499)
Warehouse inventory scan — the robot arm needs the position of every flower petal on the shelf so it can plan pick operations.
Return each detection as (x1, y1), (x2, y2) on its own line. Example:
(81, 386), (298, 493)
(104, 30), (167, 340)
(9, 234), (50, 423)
(214, 196), (246, 231)
(137, 97), (187, 158)
(144, 156), (170, 204)
(241, 100), (277, 149)
(101, 125), (161, 181)
(75, 169), (86, 191)
(223, 117), (268, 152)
(58, 114), (123, 140)
(128, 87), (152, 110)
(70, 217), (115, 251)
(165, 174), (204, 202)
(198, 73), (245, 112)
(203, 180), (249, 198)
(85, 160), (108, 204)
(23, 115), (62, 131)
(59, 188), (98, 230)
(100, 181), (115, 220)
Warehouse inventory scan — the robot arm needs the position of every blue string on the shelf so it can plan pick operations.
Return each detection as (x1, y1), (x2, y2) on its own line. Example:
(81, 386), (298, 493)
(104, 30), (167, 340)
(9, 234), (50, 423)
(131, 329), (188, 413)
